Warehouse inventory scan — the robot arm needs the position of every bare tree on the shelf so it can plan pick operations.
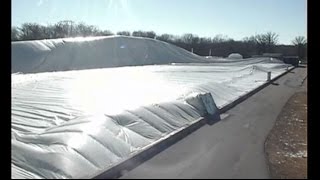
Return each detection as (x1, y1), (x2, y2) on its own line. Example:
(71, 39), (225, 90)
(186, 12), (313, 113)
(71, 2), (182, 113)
(11, 26), (21, 41)
(144, 31), (155, 39)
(292, 36), (307, 60)
(241, 36), (258, 56)
(61, 20), (76, 37)
(265, 32), (279, 51)
(101, 30), (114, 36)
(156, 33), (174, 42)
(132, 30), (143, 37)
(72, 22), (104, 37)
(52, 21), (72, 38)
(75, 22), (90, 37)
(242, 36), (256, 44)
(117, 31), (130, 36)
(212, 34), (229, 43)
(19, 23), (48, 40)
(181, 33), (195, 44)
(199, 37), (212, 44)
(255, 32), (278, 53)
(292, 36), (307, 46)
(132, 30), (156, 39)
(254, 34), (267, 53)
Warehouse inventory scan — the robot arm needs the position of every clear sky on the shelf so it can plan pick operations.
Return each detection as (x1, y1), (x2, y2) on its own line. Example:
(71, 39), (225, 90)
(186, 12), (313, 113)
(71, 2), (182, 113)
(12, 0), (307, 45)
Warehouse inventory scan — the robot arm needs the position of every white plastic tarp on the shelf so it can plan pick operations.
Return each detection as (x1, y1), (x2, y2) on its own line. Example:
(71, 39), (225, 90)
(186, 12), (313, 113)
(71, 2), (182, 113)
(11, 36), (292, 179)
(12, 61), (290, 179)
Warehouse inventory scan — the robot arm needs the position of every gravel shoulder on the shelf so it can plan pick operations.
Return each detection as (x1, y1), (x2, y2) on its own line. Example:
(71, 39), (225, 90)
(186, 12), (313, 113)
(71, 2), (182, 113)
(265, 73), (307, 179)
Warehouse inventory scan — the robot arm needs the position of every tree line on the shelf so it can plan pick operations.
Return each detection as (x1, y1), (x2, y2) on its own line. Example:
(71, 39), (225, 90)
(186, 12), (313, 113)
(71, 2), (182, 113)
(11, 20), (307, 60)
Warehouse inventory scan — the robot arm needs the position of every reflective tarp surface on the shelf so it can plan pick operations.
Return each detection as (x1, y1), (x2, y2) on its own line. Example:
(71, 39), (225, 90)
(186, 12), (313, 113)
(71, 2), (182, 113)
(12, 61), (290, 179)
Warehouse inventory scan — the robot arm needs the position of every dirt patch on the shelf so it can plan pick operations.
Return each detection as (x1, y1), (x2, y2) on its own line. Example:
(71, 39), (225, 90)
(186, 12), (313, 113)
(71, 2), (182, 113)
(265, 90), (307, 179)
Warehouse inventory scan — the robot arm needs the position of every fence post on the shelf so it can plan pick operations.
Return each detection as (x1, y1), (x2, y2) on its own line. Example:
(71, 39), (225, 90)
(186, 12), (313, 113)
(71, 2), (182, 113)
(267, 72), (271, 81)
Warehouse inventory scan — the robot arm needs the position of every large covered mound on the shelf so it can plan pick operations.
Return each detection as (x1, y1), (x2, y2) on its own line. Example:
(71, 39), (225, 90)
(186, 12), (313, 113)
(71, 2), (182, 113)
(12, 36), (208, 73)
(12, 36), (293, 179)
(12, 59), (292, 179)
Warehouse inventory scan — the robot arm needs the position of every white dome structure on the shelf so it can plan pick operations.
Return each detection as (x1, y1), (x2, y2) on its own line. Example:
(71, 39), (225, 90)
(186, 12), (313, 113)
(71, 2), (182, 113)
(227, 53), (243, 59)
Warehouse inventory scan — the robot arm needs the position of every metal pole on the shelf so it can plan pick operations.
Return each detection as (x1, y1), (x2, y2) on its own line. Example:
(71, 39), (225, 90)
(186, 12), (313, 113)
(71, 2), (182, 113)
(267, 72), (271, 81)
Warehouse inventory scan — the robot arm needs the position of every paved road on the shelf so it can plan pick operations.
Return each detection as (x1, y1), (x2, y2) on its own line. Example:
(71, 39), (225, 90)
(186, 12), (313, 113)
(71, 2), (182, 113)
(119, 67), (307, 179)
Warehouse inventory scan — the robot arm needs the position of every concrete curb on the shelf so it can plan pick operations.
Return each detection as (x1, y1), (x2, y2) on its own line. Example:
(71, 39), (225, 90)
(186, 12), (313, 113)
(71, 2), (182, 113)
(219, 67), (295, 114)
(92, 66), (295, 179)
(92, 117), (207, 179)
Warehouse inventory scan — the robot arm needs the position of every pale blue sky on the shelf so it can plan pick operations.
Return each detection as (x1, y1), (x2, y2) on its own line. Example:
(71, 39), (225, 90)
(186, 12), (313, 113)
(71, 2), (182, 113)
(12, 0), (307, 45)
